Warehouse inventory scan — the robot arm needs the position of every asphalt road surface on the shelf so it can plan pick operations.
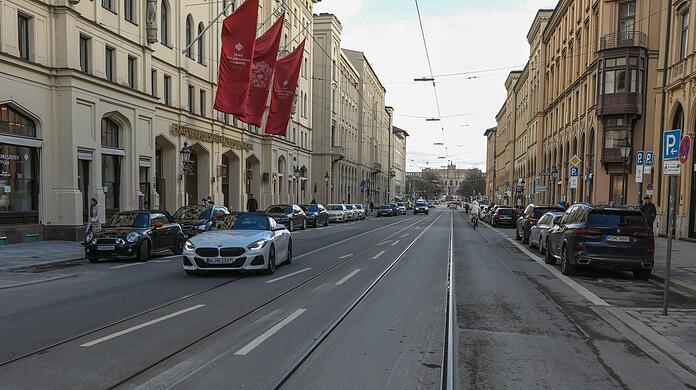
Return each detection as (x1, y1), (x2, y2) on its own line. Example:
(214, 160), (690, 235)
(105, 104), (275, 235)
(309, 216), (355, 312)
(0, 208), (694, 389)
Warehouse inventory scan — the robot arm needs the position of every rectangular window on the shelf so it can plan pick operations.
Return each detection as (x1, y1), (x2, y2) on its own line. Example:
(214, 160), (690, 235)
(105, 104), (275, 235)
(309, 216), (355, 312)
(127, 56), (137, 88)
(151, 69), (158, 97)
(188, 85), (195, 113)
(199, 90), (206, 117)
(681, 11), (690, 60)
(616, 69), (627, 93)
(18, 14), (30, 60)
(102, 155), (121, 211)
(164, 75), (172, 105)
(618, 1), (636, 38)
(79, 35), (91, 73)
(630, 69), (637, 92)
(604, 70), (616, 94)
(102, 0), (114, 11)
(105, 47), (115, 81)
(124, 0), (135, 22)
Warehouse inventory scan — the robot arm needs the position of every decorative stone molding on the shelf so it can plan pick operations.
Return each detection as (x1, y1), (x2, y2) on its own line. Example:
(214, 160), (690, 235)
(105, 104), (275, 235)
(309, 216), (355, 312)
(146, 0), (158, 44)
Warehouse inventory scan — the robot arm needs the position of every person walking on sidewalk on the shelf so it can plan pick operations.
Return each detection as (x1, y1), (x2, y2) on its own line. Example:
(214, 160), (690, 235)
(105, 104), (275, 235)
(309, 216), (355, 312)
(640, 196), (657, 230)
(246, 194), (259, 213)
(84, 198), (101, 244)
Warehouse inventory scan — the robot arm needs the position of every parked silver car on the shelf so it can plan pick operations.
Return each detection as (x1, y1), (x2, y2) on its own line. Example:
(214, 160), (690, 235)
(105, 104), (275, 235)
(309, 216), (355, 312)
(530, 211), (564, 254)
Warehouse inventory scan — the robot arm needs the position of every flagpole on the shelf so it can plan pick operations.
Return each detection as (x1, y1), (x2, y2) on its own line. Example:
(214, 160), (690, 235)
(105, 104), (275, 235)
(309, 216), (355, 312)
(182, 0), (281, 55)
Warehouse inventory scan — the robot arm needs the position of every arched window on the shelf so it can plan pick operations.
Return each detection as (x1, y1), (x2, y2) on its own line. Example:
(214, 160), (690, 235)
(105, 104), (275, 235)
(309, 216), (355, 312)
(0, 104), (36, 137)
(197, 22), (205, 64)
(672, 104), (684, 130)
(185, 15), (193, 58)
(160, 1), (170, 45)
(101, 117), (122, 214)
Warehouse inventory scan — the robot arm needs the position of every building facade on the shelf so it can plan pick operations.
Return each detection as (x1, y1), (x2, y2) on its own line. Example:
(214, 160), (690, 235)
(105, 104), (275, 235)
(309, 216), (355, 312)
(391, 126), (409, 198)
(0, 0), (318, 243)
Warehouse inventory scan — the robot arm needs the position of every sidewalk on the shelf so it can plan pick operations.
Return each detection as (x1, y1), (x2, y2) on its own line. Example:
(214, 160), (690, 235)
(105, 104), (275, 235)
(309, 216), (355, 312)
(0, 241), (85, 271)
(653, 236), (696, 293)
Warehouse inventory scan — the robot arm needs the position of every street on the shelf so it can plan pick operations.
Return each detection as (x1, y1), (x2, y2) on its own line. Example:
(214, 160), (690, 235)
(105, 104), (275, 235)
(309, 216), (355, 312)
(0, 208), (695, 389)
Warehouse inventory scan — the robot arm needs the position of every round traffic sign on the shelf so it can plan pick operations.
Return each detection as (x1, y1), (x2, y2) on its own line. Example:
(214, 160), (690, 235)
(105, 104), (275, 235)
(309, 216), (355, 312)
(679, 135), (691, 164)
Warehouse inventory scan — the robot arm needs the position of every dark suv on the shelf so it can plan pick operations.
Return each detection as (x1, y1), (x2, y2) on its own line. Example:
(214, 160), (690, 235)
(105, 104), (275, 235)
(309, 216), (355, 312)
(490, 207), (517, 227)
(545, 204), (654, 280)
(516, 204), (564, 244)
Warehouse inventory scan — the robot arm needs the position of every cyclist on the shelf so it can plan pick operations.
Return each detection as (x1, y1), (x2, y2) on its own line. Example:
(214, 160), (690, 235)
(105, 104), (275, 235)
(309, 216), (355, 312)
(470, 201), (480, 229)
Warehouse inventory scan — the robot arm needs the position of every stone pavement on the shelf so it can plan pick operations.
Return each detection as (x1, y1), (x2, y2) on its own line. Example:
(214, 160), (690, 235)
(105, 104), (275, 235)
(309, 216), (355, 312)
(653, 236), (696, 292)
(0, 241), (85, 271)
(627, 309), (696, 352)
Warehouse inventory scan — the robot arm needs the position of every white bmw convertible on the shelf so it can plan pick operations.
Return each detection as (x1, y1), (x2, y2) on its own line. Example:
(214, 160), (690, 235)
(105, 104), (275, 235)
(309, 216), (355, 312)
(183, 213), (292, 275)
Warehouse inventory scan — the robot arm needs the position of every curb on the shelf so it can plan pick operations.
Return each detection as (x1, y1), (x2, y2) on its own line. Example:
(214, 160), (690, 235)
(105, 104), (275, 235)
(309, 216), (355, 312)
(2, 257), (86, 273)
(649, 273), (696, 296)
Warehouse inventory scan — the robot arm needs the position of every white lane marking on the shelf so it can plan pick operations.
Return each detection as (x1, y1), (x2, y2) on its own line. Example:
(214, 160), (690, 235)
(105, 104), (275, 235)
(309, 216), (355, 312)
(372, 250), (386, 260)
(265, 268), (312, 284)
(379, 240), (391, 245)
(234, 309), (307, 356)
(485, 224), (609, 307)
(80, 304), (206, 347)
(152, 259), (173, 263)
(335, 269), (361, 286)
(110, 262), (146, 269)
(401, 234), (410, 238)
(391, 240), (400, 246)
(339, 254), (354, 259)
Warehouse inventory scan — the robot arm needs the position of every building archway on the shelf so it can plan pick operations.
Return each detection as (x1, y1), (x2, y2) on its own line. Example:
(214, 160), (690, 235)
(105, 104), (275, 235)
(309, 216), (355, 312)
(186, 143), (210, 206)
(245, 155), (261, 207)
(222, 150), (241, 211)
(155, 135), (176, 212)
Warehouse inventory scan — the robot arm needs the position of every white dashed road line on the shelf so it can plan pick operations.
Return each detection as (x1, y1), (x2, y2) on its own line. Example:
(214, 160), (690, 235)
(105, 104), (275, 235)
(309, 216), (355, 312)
(80, 304), (206, 347)
(335, 269), (361, 286)
(339, 254), (354, 259)
(372, 250), (386, 260)
(391, 240), (400, 246)
(265, 268), (312, 284)
(110, 263), (146, 269)
(401, 234), (410, 238)
(234, 309), (307, 356)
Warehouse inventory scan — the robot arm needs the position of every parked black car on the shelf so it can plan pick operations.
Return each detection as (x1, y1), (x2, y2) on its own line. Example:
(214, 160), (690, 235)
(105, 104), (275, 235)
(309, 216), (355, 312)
(173, 204), (230, 238)
(265, 204), (306, 231)
(377, 204), (397, 217)
(85, 210), (185, 262)
(515, 204), (564, 244)
(490, 207), (517, 227)
(545, 204), (654, 280)
(301, 204), (330, 227)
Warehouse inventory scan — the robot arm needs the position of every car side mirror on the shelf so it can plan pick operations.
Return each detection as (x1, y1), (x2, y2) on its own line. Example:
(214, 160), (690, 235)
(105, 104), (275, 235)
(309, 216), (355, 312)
(154, 222), (164, 229)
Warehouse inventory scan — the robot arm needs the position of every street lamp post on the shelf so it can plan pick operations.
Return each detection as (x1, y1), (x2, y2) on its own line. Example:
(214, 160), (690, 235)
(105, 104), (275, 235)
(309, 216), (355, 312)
(324, 172), (330, 204)
(179, 142), (192, 206)
(293, 167), (301, 204)
(619, 137), (632, 206)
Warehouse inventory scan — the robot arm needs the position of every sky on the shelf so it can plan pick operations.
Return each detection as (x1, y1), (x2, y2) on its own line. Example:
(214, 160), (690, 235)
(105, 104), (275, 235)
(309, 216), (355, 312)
(313, 0), (557, 172)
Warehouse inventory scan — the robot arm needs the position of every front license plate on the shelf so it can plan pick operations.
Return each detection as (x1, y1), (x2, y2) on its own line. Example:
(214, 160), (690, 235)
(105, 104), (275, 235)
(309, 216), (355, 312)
(206, 257), (237, 264)
(97, 245), (115, 251)
(606, 235), (630, 243)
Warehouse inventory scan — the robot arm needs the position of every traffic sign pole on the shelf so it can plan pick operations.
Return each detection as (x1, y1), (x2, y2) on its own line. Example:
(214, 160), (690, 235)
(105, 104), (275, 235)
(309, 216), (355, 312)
(661, 129), (682, 316)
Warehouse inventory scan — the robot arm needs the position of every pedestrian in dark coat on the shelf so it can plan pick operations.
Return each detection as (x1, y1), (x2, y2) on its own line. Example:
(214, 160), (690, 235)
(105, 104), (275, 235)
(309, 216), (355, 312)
(640, 196), (657, 230)
(247, 194), (259, 212)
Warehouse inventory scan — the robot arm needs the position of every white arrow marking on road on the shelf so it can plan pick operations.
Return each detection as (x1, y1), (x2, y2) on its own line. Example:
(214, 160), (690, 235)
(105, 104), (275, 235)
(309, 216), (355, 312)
(339, 254), (354, 259)
(80, 304), (206, 347)
(265, 268), (312, 283)
(110, 262), (147, 269)
(372, 250), (386, 260)
(391, 240), (400, 246)
(234, 309), (307, 355)
(335, 269), (361, 286)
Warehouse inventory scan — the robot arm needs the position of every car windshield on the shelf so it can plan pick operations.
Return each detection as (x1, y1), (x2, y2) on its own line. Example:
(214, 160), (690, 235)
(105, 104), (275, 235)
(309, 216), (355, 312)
(305, 205), (319, 212)
(533, 207), (562, 218)
(173, 206), (211, 221)
(266, 205), (292, 214)
(382, 205), (392, 209)
(233, 214), (271, 231)
(108, 213), (149, 228)
(397, 202), (404, 207)
(416, 202), (427, 206)
(346, 205), (354, 210)
(209, 215), (239, 231)
(497, 208), (513, 215)
(328, 205), (343, 211)
(354, 205), (363, 209)
(587, 210), (647, 228)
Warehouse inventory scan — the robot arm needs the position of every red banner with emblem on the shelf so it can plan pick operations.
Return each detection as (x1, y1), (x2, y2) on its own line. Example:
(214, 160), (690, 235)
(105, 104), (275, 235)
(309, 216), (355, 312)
(265, 40), (306, 136)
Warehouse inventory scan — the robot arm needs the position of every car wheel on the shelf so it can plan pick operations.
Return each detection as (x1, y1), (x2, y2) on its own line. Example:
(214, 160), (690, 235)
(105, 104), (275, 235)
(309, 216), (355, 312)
(265, 245), (276, 275)
(87, 256), (99, 263)
(289, 220), (294, 232)
(522, 230), (530, 245)
(137, 241), (150, 262)
(544, 239), (555, 265)
(286, 241), (293, 264)
(515, 226), (521, 240)
(324, 219), (329, 227)
(560, 245), (575, 276)
(172, 235), (185, 255)
(633, 270), (651, 281)
(529, 237), (537, 249)
(539, 239), (545, 254)
(302, 219), (307, 230)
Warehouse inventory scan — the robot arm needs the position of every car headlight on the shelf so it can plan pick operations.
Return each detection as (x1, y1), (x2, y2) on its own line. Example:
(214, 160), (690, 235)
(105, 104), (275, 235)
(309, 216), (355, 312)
(86, 232), (94, 242)
(247, 239), (268, 251)
(126, 232), (140, 243)
(90, 239), (98, 245)
(184, 240), (195, 251)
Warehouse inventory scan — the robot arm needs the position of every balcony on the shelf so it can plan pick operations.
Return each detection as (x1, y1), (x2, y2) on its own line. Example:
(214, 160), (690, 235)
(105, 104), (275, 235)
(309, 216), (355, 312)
(600, 31), (647, 50)
(372, 162), (382, 173)
(597, 92), (643, 117)
(329, 146), (345, 159)
(601, 147), (630, 164)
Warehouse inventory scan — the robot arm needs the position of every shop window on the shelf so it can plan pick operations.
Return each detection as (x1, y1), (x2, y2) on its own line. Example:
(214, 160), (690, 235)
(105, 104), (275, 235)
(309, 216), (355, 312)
(101, 118), (120, 148)
(0, 144), (38, 218)
(0, 105), (37, 138)
(102, 155), (121, 213)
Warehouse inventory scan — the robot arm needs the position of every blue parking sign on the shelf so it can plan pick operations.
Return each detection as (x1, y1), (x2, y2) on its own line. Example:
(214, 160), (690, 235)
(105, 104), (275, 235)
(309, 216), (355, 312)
(645, 151), (654, 167)
(663, 129), (682, 160)
(636, 151), (644, 166)
(570, 166), (579, 177)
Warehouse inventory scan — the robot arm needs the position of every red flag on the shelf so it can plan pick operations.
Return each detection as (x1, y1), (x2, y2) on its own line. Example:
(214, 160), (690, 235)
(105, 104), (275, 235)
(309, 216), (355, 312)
(238, 14), (285, 126)
(213, 0), (259, 115)
(265, 40), (306, 136)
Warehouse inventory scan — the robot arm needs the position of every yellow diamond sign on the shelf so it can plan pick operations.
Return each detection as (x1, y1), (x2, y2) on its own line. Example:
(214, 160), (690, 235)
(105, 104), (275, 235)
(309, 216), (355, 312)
(569, 154), (582, 167)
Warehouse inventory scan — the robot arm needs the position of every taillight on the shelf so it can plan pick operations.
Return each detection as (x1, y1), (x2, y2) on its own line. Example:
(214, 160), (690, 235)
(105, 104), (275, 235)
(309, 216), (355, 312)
(526, 217), (537, 225)
(575, 242), (586, 250)
(575, 227), (602, 236)
(101, 223), (107, 228)
(495, 215), (500, 219)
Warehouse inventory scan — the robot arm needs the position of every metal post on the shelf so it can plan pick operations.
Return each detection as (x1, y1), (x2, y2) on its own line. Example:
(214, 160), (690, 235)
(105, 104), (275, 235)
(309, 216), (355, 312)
(663, 176), (676, 315)
(657, 0), (674, 205)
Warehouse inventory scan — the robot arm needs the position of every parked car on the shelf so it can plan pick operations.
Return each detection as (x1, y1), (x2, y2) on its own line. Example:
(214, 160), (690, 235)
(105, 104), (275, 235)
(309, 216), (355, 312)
(490, 207), (517, 227)
(301, 204), (329, 227)
(327, 204), (348, 222)
(85, 210), (185, 262)
(377, 204), (397, 217)
(353, 204), (366, 220)
(344, 204), (357, 221)
(544, 204), (654, 280)
(516, 204), (565, 244)
(173, 204), (230, 238)
(396, 202), (407, 215)
(265, 204), (306, 231)
(183, 213), (291, 275)
(414, 200), (429, 215)
(529, 211), (564, 253)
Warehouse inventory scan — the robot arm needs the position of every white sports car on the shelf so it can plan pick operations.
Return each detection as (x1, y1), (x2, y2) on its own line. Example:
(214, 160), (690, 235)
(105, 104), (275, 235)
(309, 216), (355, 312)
(183, 213), (292, 275)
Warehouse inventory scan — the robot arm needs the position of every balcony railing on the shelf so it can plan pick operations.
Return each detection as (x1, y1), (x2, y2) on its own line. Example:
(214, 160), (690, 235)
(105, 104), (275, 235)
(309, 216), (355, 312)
(601, 147), (629, 164)
(330, 146), (345, 158)
(597, 92), (643, 117)
(600, 31), (648, 50)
